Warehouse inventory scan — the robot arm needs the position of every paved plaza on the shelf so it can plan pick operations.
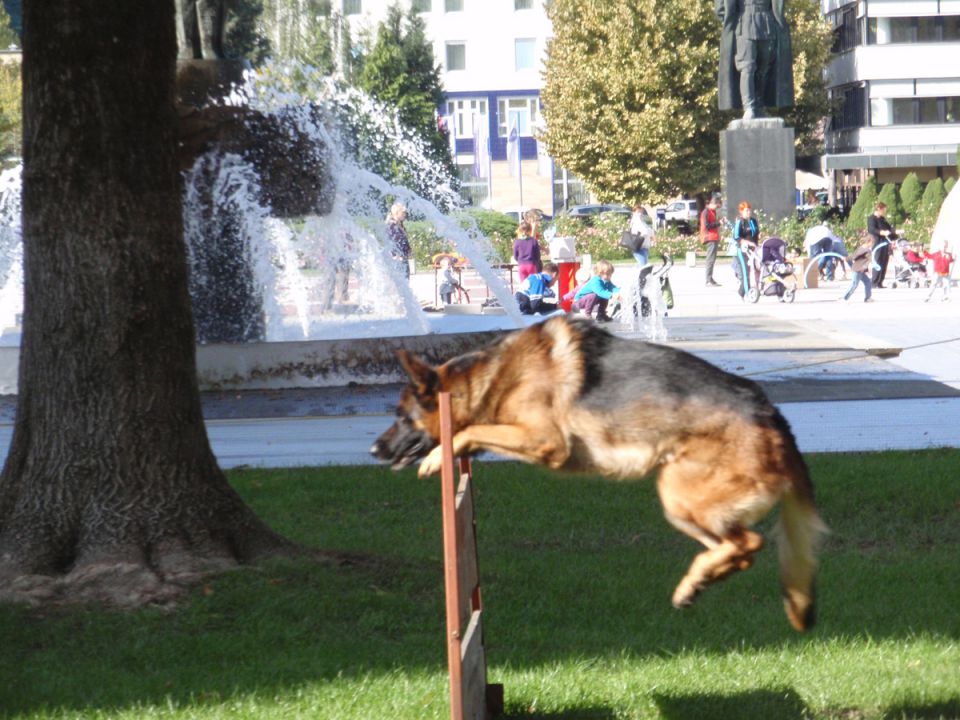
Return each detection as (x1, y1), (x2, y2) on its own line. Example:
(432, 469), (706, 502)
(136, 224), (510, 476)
(0, 259), (958, 467)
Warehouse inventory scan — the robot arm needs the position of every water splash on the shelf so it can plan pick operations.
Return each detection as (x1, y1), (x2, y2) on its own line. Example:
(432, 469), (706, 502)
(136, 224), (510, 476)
(183, 60), (521, 341)
(0, 164), (22, 344)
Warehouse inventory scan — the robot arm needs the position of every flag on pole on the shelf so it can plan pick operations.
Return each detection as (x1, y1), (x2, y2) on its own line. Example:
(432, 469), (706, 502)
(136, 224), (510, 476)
(441, 114), (457, 161)
(507, 115), (520, 178)
(472, 114), (489, 179)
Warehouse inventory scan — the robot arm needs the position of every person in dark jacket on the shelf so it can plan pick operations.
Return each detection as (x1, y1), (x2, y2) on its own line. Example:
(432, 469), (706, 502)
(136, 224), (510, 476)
(867, 201), (896, 288)
(732, 201), (761, 297)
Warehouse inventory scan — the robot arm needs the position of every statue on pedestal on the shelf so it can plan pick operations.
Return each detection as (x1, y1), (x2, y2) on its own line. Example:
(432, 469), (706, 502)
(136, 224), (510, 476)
(716, 0), (793, 120)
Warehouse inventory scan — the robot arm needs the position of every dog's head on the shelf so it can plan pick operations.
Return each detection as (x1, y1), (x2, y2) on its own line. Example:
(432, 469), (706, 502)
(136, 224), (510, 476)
(370, 350), (443, 469)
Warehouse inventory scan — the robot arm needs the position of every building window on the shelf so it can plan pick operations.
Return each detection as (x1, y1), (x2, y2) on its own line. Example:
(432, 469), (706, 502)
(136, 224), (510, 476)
(947, 98), (960, 123)
(445, 98), (488, 138)
(867, 15), (960, 44)
(831, 84), (865, 130)
(412, 0), (431, 11)
(514, 0), (533, 8)
(342, 0), (361, 14)
(873, 97), (960, 126)
(944, 16), (960, 41)
(831, 6), (861, 52)
(446, 43), (466, 71)
(514, 38), (536, 71)
(497, 97), (539, 137)
(445, 0), (463, 11)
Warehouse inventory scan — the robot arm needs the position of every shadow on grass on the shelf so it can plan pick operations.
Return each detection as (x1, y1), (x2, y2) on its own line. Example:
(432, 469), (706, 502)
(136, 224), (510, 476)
(503, 708), (617, 720)
(2, 452), (959, 717)
(883, 699), (960, 720)
(653, 688), (808, 720)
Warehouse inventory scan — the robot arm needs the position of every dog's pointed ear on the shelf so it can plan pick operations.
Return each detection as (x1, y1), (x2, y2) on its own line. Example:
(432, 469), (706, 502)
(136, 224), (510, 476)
(396, 350), (439, 398)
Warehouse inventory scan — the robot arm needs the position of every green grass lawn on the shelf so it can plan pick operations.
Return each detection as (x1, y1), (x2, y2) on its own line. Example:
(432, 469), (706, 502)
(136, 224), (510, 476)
(1, 450), (959, 719)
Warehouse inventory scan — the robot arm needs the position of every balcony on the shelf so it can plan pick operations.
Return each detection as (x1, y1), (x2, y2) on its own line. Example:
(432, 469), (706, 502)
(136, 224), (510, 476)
(827, 43), (960, 87)
(825, 125), (960, 169)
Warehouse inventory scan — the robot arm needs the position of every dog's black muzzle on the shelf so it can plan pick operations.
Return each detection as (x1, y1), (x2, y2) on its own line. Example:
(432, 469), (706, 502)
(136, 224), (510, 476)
(370, 420), (436, 470)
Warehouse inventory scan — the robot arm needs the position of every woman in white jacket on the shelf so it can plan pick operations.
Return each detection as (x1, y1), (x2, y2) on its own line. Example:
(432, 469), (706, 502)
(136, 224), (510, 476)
(629, 205), (655, 266)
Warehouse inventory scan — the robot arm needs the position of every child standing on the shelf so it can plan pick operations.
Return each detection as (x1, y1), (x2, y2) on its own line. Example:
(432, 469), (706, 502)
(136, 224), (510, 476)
(437, 256), (460, 305)
(573, 259), (620, 322)
(515, 261), (559, 315)
(841, 235), (874, 303)
(923, 245), (954, 302)
(513, 220), (541, 282)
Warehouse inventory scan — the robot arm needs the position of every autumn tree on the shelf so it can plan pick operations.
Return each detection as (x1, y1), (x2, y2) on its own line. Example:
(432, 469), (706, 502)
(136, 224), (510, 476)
(541, 0), (833, 203)
(0, 0), (297, 605)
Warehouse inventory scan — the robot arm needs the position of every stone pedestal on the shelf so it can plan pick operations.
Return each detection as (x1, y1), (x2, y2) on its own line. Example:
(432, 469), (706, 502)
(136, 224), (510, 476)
(720, 118), (795, 224)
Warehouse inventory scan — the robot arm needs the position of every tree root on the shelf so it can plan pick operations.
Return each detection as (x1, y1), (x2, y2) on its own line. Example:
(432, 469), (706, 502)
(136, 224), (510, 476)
(0, 545), (386, 610)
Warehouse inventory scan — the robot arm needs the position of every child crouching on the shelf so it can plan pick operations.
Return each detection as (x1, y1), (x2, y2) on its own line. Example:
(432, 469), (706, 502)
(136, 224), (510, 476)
(515, 261), (559, 315)
(572, 259), (619, 321)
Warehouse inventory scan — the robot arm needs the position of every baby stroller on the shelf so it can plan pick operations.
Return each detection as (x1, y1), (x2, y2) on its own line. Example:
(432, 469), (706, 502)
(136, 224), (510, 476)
(738, 237), (797, 303)
(890, 239), (928, 289)
(610, 253), (674, 322)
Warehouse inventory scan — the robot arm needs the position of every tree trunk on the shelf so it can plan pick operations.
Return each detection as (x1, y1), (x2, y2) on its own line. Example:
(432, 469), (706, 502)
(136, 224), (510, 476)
(0, 0), (297, 606)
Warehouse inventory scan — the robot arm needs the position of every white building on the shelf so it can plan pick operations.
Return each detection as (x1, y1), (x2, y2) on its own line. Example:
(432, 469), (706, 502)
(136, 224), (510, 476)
(822, 0), (960, 206)
(339, 0), (588, 215)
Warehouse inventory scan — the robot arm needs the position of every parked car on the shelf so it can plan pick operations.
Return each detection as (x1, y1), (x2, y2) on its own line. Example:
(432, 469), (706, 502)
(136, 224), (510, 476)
(657, 199), (698, 235)
(501, 207), (553, 223)
(662, 199), (699, 223)
(566, 203), (631, 224)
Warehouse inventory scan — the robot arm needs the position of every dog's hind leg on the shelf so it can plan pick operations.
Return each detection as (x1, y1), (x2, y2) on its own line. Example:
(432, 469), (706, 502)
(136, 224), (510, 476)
(657, 457), (771, 608)
(666, 527), (764, 607)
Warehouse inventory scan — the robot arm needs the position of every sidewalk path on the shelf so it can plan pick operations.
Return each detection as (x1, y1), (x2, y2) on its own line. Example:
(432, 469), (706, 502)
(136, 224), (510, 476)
(0, 262), (957, 468)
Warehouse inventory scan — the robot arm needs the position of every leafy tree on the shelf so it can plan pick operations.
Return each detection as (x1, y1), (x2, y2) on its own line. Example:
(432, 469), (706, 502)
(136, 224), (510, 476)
(1, 0), (296, 606)
(0, 61), (19, 160)
(0, 3), (18, 48)
(846, 175), (877, 231)
(540, 0), (833, 203)
(945, 176), (957, 195)
(358, 3), (451, 174)
(226, 0), (272, 64)
(877, 182), (904, 225)
(899, 172), (922, 219)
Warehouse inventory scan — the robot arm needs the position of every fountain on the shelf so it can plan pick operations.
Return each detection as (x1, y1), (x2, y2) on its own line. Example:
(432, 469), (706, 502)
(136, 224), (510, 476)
(0, 61), (527, 393)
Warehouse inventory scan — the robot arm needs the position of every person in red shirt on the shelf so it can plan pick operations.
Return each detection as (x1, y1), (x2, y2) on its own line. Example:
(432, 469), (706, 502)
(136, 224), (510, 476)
(923, 245), (954, 302)
(700, 193), (723, 287)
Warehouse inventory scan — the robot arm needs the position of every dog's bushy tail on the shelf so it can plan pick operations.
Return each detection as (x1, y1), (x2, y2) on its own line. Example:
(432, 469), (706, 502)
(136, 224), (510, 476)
(776, 470), (827, 632)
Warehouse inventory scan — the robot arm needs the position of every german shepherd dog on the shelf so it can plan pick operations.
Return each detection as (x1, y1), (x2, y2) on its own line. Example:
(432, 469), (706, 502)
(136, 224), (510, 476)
(371, 315), (825, 631)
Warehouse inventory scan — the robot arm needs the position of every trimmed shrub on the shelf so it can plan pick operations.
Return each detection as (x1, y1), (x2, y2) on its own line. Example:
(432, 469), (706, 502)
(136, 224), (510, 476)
(846, 176), (878, 231)
(877, 182), (905, 225)
(900, 172), (923, 218)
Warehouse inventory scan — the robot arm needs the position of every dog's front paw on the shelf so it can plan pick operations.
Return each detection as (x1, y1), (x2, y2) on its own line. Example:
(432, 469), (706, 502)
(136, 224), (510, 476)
(417, 447), (444, 478)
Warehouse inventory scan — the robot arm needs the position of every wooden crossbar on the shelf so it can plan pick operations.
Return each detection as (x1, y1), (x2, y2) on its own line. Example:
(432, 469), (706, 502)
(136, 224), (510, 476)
(439, 392), (503, 720)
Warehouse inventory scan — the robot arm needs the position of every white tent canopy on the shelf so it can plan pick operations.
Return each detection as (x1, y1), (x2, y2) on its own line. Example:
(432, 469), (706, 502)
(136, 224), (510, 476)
(929, 182), (959, 256)
(796, 169), (829, 191)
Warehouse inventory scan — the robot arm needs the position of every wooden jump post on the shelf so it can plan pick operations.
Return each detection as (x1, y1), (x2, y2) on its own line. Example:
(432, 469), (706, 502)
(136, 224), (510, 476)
(438, 392), (504, 720)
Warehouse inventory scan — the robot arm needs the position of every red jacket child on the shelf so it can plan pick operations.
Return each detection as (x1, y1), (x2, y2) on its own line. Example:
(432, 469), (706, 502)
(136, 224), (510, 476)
(923, 249), (955, 276)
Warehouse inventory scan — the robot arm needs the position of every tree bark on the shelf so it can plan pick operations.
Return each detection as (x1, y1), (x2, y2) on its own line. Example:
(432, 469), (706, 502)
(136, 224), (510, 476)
(0, 0), (297, 607)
